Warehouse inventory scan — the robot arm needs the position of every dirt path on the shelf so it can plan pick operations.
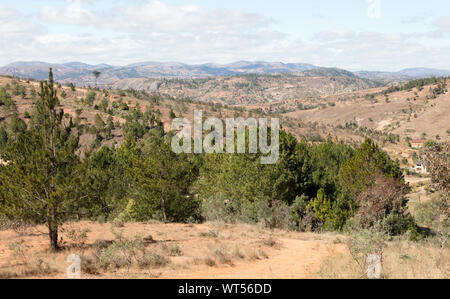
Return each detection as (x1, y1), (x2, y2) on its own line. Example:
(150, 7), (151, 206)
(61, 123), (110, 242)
(165, 238), (347, 279)
(405, 176), (431, 185)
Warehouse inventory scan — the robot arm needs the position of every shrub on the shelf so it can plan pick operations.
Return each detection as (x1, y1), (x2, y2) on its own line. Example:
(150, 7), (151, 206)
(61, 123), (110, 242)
(138, 253), (170, 269)
(112, 213), (128, 227)
(204, 257), (216, 267)
(93, 229), (171, 272)
(254, 199), (297, 230)
(65, 227), (90, 248)
(348, 223), (388, 278)
(125, 199), (150, 222)
(355, 175), (408, 230)
(168, 245), (183, 257)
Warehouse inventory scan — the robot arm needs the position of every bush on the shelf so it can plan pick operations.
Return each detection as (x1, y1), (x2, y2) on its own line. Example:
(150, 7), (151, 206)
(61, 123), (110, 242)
(255, 199), (296, 230)
(355, 175), (407, 227)
(414, 198), (449, 247)
(201, 194), (239, 223)
(125, 199), (150, 222)
(168, 245), (183, 257)
(95, 230), (169, 271)
(348, 223), (389, 278)
(112, 213), (128, 227)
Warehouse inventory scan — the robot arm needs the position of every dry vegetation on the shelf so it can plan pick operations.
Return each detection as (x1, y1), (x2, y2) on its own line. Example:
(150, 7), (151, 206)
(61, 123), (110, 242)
(0, 220), (345, 279)
(317, 239), (449, 279)
(1, 219), (447, 279)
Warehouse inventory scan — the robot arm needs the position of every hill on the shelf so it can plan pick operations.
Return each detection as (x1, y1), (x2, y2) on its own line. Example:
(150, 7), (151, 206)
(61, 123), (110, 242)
(1, 75), (448, 163)
(111, 72), (381, 105)
(2, 61), (449, 87)
(356, 68), (450, 83)
(273, 77), (450, 162)
(0, 61), (318, 86)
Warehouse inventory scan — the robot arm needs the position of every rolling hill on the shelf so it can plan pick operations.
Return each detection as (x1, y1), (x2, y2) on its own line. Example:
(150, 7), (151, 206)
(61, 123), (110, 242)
(0, 61), (317, 86)
(111, 71), (382, 105)
(2, 61), (449, 88)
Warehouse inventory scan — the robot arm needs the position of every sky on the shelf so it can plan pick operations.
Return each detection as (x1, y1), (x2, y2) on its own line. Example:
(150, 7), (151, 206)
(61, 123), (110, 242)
(0, 0), (449, 71)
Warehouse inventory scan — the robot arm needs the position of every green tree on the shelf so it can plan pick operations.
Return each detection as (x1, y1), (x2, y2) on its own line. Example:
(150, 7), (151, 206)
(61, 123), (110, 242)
(0, 124), (9, 152)
(308, 188), (331, 223)
(100, 98), (109, 112)
(94, 114), (105, 131)
(93, 71), (101, 87)
(130, 133), (199, 223)
(339, 138), (403, 202)
(0, 68), (84, 250)
(9, 112), (27, 135)
(85, 91), (96, 106)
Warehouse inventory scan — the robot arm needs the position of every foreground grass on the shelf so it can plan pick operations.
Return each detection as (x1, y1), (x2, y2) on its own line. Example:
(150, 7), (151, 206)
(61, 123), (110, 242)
(0, 220), (448, 279)
(0, 221), (288, 279)
(317, 238), (449, 279)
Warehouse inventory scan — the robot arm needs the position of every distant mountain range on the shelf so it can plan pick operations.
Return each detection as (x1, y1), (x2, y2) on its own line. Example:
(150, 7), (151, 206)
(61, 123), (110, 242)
(0, 61), (449, 86)
(355, 68), (450, 83)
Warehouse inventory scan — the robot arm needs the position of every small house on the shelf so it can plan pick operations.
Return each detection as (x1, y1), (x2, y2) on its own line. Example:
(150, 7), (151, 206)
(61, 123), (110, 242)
(411, 139), (425, 149)
(414, 160), (428, 174)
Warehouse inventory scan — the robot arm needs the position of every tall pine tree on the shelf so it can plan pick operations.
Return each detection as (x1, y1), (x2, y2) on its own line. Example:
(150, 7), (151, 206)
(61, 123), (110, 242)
(0, 68), (84, 250)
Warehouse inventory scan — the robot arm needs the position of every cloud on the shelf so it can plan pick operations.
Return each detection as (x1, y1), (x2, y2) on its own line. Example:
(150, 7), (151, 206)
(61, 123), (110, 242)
(40, 1), (272, 34)
(434, 16), (450, 32)
(0, 5), (18, 19)
(312, 29), (355, 41)
(0, 2), (449, 71)
(0, 6), (44, 39)
(304, 31), (450, 71)
(40, 4), (98, 26)
(421, 16), (450, 38)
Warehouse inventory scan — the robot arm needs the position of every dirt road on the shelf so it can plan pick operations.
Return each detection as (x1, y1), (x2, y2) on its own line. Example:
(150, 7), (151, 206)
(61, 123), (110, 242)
(165, 238), (348, 279)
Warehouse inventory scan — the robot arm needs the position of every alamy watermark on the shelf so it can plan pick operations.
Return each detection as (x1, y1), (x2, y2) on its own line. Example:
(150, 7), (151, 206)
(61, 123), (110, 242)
(171, 110), (280, 164)
(366, 254), (381, 279)
(66, 254), (81, 279)
(367, 0), (381, 19)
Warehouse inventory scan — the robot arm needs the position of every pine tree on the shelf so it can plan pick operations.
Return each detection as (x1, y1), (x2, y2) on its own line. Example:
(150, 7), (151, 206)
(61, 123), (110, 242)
(0, 68), (84, 250)
(130, 134), (198, 223)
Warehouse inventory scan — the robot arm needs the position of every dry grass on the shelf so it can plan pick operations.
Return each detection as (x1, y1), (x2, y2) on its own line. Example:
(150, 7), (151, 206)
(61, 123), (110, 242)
(1, 218), (447, 279)
(0, 221), (285, 279)
(317, 239), (450, 279)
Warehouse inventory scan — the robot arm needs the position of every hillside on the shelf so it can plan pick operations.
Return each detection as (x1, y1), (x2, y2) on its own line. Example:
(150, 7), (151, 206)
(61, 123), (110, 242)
(0, 61), (318, 86)
(269, 77), (450, 162)
(111, 72), (381, 105)
(1, 75), (448, 164)
(2, 61), (449, 88)
(356, 68), (450, 83)
(0, 75), (249, 153)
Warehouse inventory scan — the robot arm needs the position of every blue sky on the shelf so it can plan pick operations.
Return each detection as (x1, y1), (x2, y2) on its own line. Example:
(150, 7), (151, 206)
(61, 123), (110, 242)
(0, 0), (449, 71)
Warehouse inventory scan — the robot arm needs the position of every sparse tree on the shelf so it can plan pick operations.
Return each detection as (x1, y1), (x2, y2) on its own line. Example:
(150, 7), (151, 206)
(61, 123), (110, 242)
(93, 71), (101, 88)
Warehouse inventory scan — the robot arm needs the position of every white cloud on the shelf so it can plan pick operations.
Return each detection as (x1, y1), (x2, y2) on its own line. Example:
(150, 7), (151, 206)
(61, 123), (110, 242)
(0, 5), (44, 39)
(0, 2), (449, 71)
(313, 29), (355, 41)
(40, 4), (98, 25)
(434, 16), (450, 32)
(40, 1), (272, 34)
(0, 5), (18, 19)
